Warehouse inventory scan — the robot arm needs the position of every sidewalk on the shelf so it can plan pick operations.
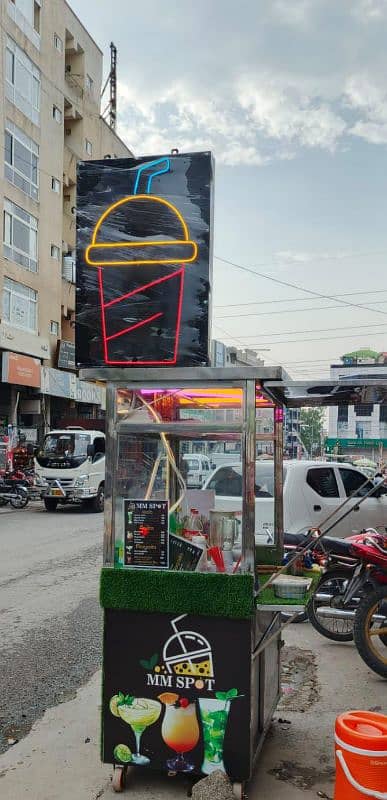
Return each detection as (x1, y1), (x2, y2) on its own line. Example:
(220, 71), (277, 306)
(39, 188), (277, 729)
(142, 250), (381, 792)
(0, 624), (385, 799)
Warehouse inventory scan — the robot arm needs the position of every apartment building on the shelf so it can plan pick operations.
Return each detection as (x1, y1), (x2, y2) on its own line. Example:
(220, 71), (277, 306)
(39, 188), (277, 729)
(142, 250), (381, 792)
(327, 350), (387, 459)
(0, 0), (132, 441)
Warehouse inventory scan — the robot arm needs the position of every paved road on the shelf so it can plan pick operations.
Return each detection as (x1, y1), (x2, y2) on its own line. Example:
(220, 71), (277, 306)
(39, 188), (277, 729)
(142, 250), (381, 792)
(0, 503), (103, 753)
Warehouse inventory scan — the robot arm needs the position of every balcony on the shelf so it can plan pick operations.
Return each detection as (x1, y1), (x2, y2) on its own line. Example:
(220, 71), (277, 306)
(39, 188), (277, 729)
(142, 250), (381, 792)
(63, 146), (77, 187)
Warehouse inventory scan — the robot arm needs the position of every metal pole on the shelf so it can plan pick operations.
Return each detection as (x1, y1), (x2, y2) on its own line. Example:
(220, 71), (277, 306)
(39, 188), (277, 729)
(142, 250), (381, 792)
(103, 382), (117, 566)
(241, 379), (256, 573)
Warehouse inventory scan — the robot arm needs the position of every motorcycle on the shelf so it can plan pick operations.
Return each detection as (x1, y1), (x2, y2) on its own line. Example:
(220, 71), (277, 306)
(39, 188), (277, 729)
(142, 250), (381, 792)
(0, 470), (29, 509)
(307, 530), (387, 646)
(350, 536), (387, 678)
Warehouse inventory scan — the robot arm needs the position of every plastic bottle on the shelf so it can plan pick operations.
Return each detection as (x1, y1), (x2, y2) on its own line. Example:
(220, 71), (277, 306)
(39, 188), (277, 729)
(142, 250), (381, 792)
(114, 538), (124, 568)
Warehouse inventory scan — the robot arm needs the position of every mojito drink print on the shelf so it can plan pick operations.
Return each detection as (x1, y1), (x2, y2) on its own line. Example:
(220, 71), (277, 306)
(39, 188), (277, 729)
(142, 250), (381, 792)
(85, 158), (198, 366)
(159, 693), (199, 773)
(199, 689), (240, 775)
(110, 693), (161, 765)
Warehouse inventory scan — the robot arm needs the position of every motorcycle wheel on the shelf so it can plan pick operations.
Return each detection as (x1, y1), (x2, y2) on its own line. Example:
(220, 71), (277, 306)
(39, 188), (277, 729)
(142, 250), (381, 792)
(354, 585), (387, 679)
(0, 497), (9, 506)
(10, 490), (29, 509)
(307, 568), (355, 642)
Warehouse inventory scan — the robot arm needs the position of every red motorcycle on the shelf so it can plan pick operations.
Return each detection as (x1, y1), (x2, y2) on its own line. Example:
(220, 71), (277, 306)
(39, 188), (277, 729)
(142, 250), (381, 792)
(350, 535), (387, 678)
(305, 530), (386, 643)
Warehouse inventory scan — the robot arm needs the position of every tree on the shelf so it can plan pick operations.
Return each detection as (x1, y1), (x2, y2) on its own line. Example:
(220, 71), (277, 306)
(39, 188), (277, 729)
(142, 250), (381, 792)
(300, 408), (325, 457)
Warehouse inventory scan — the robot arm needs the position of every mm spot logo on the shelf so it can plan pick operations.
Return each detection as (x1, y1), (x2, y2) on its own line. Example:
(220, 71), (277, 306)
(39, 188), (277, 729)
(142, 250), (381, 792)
(141, 615), (215, 692)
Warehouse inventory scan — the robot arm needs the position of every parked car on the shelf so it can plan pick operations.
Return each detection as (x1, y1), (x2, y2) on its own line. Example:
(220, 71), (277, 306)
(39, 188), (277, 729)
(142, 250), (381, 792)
(203, 460), (387, 543)
(183, 454), (212, 488)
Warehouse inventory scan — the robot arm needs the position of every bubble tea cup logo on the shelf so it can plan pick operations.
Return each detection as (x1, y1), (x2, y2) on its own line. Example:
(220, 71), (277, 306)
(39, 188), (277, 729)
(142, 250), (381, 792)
(144, 615), (215, 692)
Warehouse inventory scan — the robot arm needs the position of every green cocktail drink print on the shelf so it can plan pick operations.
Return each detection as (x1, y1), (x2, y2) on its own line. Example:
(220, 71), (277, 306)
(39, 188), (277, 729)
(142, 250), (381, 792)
(199, 698), (230, 774)
(199, 689), (240, 775)
(110, 694), (161, 766)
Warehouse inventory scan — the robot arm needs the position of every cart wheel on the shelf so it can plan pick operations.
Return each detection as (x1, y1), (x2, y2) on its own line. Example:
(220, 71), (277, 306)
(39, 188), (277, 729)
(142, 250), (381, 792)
(232, 782), (245, 799)
(112, 766), (126, 793)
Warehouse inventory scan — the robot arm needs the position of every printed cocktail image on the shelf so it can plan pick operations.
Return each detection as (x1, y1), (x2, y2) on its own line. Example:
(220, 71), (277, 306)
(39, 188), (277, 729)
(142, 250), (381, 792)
(159, 693), (200, 773)
(199, 697), (230, 774)
(85, 173), (198, 366)
(110, 694), (161, 766)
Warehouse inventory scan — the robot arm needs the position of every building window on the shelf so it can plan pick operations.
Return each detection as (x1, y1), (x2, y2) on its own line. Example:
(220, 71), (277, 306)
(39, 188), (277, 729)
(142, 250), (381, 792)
(85, 139), (93, 156)
(86, 74), (93, 93)
(2, 277), (37, 332)
(337, 406), (348, 422)
(53, 105), (62, 123)
(3, 198), (38, 272)
(5, 37), (40, 125)
(354, 403), (373, 416)
(51, 177), (61, 193)
(33, 1), (40, 33)
(5, 120), (39, 200)
(50, 244), (60, 260)
(53, 33), (63, 53)
(380, 405), (387, 423)
(50, 320), (59, 335)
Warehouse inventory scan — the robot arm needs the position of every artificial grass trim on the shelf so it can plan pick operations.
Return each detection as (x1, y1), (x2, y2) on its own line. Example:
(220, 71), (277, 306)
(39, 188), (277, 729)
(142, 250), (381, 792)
(100, 568), (255, 619)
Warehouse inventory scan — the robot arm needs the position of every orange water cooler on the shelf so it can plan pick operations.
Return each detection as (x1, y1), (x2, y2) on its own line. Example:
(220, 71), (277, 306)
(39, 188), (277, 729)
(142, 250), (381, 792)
(334, 710), (387, 799)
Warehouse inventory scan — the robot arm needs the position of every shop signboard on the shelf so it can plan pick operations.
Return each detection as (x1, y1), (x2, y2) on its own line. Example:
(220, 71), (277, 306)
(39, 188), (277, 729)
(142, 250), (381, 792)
(76, 152), (214, 368)
(102, 611), (250, 779)
(2, 351), (41, 388)
(326, 437), (387, 450)
(75, 379), (103, 405)
(41, 367), (76, 399)
(57, 340), (76, 370)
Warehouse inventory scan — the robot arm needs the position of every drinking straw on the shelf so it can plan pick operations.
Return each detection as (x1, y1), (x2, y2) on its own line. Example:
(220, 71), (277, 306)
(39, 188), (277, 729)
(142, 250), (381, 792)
(208, 546), (225, 573)
(232, 555), (242, 575)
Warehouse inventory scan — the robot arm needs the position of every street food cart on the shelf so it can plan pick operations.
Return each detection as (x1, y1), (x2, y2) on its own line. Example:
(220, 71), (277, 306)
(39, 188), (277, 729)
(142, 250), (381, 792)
(80, 366), (286, 796)
(76, 151), (289, 795)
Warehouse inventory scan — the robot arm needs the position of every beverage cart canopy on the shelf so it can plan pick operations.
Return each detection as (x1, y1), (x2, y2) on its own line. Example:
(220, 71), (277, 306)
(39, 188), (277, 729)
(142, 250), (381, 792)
(265, 378), (387, 408)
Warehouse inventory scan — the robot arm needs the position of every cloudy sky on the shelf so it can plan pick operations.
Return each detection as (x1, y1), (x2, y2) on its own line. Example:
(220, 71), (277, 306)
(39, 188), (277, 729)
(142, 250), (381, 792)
(70, 0), (387, 376)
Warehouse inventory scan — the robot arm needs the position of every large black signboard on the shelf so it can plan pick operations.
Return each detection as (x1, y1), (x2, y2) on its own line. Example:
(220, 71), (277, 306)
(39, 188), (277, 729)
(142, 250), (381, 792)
(103, 610), (251, 780)
(76, 152), (214, 367)
(124, 499), (169, 569)
(57, 340), (76, 370)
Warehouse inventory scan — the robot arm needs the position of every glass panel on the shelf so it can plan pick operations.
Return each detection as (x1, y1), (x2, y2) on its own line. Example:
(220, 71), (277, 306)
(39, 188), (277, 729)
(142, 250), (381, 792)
(13, 217), (30, 254)
(5, 130), (12, 165)
(339, 468), (373, 497)
(116, 387), (244, 425)
(307, 467), (339, 498)
(14, 137), (31, 178)
(3, 288), (10, 321)
(4, 211), (12, 245)
(6, 48), (14, 83)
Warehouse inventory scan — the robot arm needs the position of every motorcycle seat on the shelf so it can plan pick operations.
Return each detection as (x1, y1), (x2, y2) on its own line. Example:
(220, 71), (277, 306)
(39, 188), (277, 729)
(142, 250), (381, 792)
(317, 536), (352, 556)
(283, 531), (312, 547)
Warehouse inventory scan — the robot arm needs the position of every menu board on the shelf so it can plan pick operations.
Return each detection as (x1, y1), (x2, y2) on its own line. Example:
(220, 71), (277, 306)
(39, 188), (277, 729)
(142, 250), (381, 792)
(124, 499), (169, 569)
(169, 533), (204, 571)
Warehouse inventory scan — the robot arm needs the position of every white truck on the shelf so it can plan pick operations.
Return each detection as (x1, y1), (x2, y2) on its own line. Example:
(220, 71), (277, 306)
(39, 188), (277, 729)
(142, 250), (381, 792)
(203, 459), (387, 542)
(35, 427), (105, 512)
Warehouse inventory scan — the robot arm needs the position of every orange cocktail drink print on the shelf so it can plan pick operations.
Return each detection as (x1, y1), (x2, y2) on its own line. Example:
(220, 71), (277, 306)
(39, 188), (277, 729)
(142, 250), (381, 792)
(159, 693), (199, 773)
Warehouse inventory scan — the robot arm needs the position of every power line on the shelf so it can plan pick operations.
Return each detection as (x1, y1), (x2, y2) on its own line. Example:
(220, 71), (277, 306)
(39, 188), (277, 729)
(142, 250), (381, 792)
(217, 321), (387, 340)
(217, 330), (387, 347)
(214, 255), (387, 318)
(214, 288), (387, 309)
(215, 299), (387, 319)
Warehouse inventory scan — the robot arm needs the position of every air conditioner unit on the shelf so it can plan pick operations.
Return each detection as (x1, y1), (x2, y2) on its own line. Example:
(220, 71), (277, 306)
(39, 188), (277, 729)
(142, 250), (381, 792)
(62, 256), (76, 283)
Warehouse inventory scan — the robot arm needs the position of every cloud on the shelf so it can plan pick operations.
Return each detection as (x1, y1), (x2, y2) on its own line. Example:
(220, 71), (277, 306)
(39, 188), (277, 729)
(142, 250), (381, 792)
(117, 77), (347, 165)
(79, 0), (387, 164)
(345, 75), (387, 143)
